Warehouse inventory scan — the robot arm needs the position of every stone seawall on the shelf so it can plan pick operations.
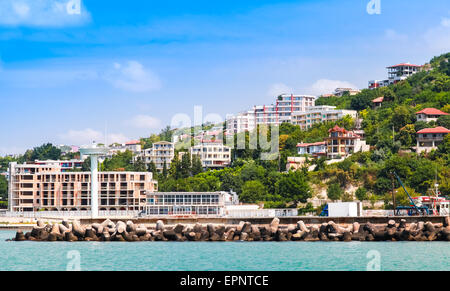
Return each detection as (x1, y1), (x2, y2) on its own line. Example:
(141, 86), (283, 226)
(9, 216), (450, 242)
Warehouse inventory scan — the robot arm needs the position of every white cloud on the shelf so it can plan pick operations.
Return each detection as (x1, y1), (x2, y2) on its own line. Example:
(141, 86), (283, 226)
(309, 79), (357, 96)
(267, 83), (293, 97)
(126, 115), (162, 129)
(104, 61), (162, 93)
(0, 0), (90, 27)
(59, 128), (128, 145)
(384, 29), (408, 41)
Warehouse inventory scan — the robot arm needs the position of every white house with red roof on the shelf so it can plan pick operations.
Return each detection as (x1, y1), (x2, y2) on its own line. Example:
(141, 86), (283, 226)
(369, 62), (422, 89)
(296, 141), (326, 156)
(416, 108), (449, 123)
(372, 96), (384, 108)
(124, 140), (142, 153)
(416, 126), (450, 153)
(387, 63), (422, 83)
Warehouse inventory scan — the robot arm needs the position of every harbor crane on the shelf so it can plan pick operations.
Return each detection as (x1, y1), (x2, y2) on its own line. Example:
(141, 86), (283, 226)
(391, 171), (429, 216)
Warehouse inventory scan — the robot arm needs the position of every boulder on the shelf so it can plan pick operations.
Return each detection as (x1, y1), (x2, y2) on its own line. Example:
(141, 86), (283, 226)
(15, 230), (26, 241)
(297, 221), (309, 233)
(242, 222), (252, 234)
(156, 220), (165, 231)
(270, 218), (280, 234)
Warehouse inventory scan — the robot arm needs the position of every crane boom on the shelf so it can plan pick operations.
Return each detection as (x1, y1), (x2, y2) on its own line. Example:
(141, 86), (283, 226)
(391, 171), (421, 214)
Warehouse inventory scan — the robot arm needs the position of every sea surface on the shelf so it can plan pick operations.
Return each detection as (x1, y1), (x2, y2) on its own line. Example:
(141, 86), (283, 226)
(0, 230), (449, 271)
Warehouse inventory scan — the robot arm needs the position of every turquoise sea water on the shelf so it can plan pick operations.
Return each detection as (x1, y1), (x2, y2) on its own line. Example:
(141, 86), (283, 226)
(1, 230), (449, 271)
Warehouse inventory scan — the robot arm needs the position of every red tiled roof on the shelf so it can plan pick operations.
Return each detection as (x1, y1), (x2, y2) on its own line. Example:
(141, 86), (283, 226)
(372, 96), (384, 103)
(417, 127), (450, 134)
(387, 63), (422, 68)
(415, 108), (449, 116)
(125, 140), (141, 145)
(328, 125), (347, 133)
(296, 141), (326, 147)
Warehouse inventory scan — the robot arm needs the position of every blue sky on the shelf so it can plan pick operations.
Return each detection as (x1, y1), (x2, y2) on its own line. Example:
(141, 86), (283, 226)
(0, 0), (449, 155)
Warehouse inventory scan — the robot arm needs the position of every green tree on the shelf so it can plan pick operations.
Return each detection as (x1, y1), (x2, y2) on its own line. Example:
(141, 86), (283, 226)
(355, 187), (368, 201)
(275, 171), (311, 204)
(437, 115), (450, 129)
(240, 180), (268, 203)
(327, 183), (343, 201)
(191, 154), (203, 176)
(0, 175), (7, 201)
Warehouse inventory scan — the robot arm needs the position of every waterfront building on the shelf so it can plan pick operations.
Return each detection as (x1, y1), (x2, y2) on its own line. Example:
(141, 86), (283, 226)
(139, 141), (175, 172)
(190, 140), (231, 169)
(326, 125), (369, 159)
(7, 162), (157, 212)
(143, 191), (239, 216)
(416, 108), (449, 123)
(416, 126), (450, 153)
(296, 141), (326, 156)
(34, 159), (83, 172)
(291, 106), (357, 130)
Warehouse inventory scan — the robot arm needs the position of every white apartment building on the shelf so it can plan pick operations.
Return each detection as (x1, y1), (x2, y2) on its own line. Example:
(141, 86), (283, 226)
(387, 63), (422, 83)
(369, 62), (422, 89)
(190, 140), (231, 169)
(291, 106), (357, 130)
(226, 110), (256, 134)
(275, 94), (316, 123)
(139, 141), (175, 172)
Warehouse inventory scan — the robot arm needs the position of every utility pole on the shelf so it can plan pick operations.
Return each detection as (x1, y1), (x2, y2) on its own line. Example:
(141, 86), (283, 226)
(391, 174), (396, 216)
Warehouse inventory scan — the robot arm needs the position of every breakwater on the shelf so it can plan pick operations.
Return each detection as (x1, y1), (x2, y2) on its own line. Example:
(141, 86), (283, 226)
(10, 216), (450, 242)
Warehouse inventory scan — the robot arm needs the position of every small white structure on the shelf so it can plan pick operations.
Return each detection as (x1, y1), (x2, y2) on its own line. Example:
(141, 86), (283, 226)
(328, 202), (363, 217)
(79, 143), (109, 219)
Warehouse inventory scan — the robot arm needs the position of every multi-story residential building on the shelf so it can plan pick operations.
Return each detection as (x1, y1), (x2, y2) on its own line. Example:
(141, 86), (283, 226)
(7, 162), (158, 212)
(369, 62), (422, 89)
(226, 110), (256, 134)
(124, 140), (142, 153)
(275, 94), (316, 123)
(326, 125), (369, 159)
(291, 106), (357, 130)
(139, 141), (175, 172)
(190, 140), (231, 169)
(34, 160), (84, 172)
(253, 104), (280, 126)
(416, 108), (449, 123)
(387, 63), (422, 84)
(296, 142), (326, 157)
(368, 80), (390, 89)
(416, 127), (450, 153)
(333, 88), (360, 97)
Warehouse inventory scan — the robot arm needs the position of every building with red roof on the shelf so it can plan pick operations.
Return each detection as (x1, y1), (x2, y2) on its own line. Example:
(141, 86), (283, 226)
(372, 96), (384, 108)
(416, 126), (450, 153)
(296, 141), (326, 156)
(326, 126), (369, 159)
(369, 62), (422, 89)
(416, 108), (449, 122)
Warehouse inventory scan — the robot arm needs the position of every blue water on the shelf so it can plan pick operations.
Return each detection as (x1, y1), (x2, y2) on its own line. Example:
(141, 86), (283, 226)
(1, 231), (449, 271)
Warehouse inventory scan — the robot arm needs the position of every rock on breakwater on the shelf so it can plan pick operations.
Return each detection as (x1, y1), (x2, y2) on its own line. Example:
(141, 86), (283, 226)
(9, 217), (450, 242)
